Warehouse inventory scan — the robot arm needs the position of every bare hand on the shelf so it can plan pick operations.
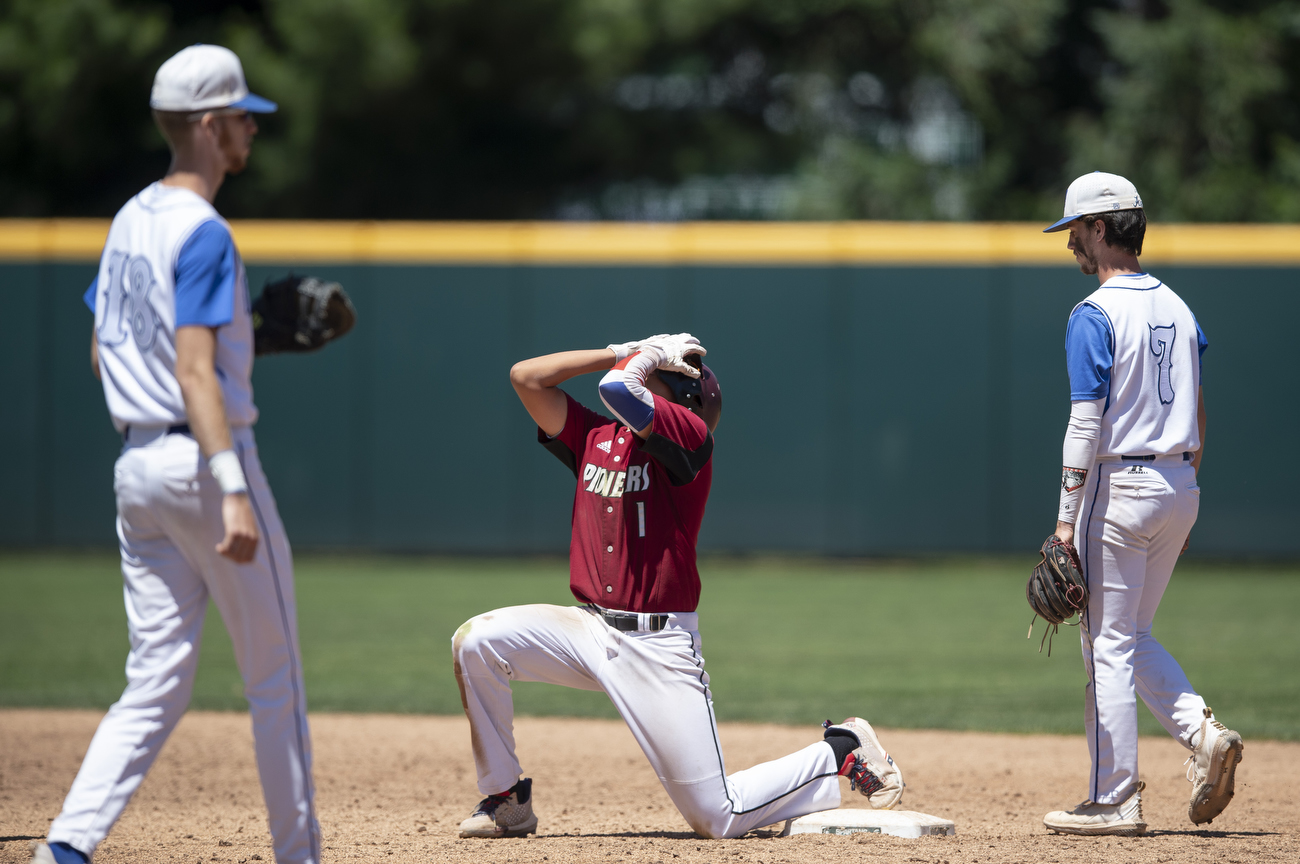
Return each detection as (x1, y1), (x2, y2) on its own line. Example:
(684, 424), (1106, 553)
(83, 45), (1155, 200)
(217, 493), (260, 563)
(1181, 533), (1191, 556)
(1054, 520), (1075, 547)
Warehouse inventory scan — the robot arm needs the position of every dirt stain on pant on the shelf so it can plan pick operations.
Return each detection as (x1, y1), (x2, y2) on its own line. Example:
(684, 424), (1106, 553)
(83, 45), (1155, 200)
(452, 618), (487, 771)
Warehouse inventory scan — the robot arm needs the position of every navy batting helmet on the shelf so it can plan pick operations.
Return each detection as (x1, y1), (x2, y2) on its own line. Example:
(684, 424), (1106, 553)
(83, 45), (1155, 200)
(658, 354), (721, 432)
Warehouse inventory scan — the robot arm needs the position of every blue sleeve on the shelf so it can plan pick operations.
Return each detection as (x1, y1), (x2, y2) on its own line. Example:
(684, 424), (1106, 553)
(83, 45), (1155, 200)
(83, 276), (97, 313)
(1065, 303), (1113, 400)
(1194, 316), (1208, 375)
(598, 376), (656, 431)
(174, 220), (237, 328)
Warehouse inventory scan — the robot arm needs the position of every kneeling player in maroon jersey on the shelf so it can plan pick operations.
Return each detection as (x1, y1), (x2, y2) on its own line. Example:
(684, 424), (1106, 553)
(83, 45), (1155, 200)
(452, 333), (904, 839)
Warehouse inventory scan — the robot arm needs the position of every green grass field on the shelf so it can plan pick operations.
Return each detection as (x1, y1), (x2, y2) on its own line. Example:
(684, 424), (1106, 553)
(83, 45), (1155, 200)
(2, 552), (1296, 739)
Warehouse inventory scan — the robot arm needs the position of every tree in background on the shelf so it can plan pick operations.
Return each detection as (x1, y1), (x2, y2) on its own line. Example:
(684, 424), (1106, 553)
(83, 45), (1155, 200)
(2, 0), (1298, 220)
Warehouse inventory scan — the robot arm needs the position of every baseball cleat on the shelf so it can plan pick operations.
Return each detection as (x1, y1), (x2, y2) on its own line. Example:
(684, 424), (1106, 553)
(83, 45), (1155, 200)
(459, 777), (538, 838)
(1043, 780), (1147, 836)
(1186, 706), (1244, 825)
(823, 717), (904, 810)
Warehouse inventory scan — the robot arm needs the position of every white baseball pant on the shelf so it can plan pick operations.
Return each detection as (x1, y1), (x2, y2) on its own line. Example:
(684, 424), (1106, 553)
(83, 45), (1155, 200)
(453, 604), (842, 839)
(47, 426), (320, 864)
(1077, 456), (1208, 803)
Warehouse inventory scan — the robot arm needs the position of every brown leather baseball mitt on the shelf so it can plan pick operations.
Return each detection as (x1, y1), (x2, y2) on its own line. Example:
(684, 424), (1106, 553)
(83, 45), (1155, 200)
(1026, 534), (1089, 655)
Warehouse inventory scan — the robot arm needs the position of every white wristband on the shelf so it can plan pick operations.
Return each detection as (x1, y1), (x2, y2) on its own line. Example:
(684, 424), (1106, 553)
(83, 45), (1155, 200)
(208, 449), (249, 495)
(606, 343), (634, 363)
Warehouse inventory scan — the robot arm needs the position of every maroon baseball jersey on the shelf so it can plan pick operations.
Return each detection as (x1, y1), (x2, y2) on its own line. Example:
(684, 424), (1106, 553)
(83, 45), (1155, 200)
(539, 391), (713, 613)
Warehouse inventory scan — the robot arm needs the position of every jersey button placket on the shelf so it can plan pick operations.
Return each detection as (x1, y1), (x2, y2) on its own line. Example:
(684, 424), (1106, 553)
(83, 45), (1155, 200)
(601, 429), (632, 595)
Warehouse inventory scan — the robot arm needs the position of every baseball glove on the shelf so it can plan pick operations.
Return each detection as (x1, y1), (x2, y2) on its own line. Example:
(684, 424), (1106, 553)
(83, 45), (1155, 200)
(252, 274), (356, 355)
(1026, 534), (1089, 655)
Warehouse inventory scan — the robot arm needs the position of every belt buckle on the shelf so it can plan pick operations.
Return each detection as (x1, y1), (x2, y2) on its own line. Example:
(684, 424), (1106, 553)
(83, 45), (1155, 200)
(602, 610), (634, 632)
(600, 609), (667, 632)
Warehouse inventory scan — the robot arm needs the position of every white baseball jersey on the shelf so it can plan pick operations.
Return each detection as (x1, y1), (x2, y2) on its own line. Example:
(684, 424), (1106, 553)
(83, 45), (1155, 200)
(54, 181), (321, 863)
(1064, 271), (1216, 805)
(1066, 272), (1207, 457)
(86, 182), (257, 432)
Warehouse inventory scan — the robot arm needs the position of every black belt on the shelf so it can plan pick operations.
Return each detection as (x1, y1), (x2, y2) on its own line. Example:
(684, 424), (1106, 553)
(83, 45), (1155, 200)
(595, 607), (668, 632)
(1121, 452), (1192, 462)
(122, 423), (192, 441)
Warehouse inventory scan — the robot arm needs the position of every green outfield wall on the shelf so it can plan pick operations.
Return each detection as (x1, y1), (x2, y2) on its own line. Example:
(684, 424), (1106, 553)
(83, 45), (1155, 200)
(2, 221), (1296, 555)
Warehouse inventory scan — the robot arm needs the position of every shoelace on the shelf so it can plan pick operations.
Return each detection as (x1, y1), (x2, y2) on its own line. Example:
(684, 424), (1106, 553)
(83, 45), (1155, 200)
(1185, 711), (1229, 783)
(844, 757), (885, 796)
(1071, 797), (1142, 819)
(822, 720), (887, 796)
(473, 791), (511, 817)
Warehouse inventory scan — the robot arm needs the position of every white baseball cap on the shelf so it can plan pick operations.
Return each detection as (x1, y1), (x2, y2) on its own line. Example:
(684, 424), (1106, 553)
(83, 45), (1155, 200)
(150, 44), (277, 114)
(1044, 171), (1143, 233)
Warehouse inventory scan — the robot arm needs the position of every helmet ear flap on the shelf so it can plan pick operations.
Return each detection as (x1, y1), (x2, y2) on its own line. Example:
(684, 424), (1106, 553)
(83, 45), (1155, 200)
(657, 362), (722, 433)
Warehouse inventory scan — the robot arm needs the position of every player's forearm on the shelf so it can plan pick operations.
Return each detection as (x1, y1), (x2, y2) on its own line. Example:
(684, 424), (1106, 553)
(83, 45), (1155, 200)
(1057, 398), (1104, 527)
(511, 348), (617, 438)
(90, 327), (101, 380)
(510, 349), (616, 393)
(181, 373), (235, 457)
(175, 326), (234, 459)
(1192, 386), (1206, 474)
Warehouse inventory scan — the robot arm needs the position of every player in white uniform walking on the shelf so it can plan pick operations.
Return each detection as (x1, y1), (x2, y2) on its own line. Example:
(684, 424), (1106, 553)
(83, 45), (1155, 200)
(1040, 172), (1243, 836)
(31, 46), (320, 864)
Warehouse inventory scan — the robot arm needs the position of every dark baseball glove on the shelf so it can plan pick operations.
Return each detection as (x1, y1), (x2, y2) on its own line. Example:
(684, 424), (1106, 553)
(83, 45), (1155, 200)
(252, 274), (356, 355)
(1026, 534), (1089, 655)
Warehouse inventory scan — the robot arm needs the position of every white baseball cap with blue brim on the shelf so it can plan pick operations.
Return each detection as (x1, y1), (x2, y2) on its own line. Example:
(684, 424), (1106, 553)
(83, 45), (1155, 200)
(150, 44), (277, 114)
(1044, 171), (1143, 233)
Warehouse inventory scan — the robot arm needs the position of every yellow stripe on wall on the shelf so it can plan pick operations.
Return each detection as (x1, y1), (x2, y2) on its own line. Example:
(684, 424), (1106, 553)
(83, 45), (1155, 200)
(2, 218), (1299, 265)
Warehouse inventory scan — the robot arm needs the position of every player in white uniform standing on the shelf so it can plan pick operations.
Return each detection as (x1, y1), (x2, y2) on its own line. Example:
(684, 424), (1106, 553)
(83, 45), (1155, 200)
(31, 46), (320, 864)
(1040, 172), (1243, 836)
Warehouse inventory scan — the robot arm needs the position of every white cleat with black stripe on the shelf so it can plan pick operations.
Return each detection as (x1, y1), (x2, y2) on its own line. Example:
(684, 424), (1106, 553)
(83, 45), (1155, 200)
(459, 777), (539, 838)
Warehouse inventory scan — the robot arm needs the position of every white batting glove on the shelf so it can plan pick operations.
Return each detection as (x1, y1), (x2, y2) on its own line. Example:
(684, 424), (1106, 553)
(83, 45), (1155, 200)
(606, 334), (672, 363)
(639, 332), (706, 378)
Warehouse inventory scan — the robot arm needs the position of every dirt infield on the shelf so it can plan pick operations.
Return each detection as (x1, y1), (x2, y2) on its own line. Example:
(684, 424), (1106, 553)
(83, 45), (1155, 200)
(2, 710), (1295, 864)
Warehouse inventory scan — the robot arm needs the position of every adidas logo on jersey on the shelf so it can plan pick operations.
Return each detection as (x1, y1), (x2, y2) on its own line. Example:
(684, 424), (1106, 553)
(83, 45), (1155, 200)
(597, 440), (612, 453)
